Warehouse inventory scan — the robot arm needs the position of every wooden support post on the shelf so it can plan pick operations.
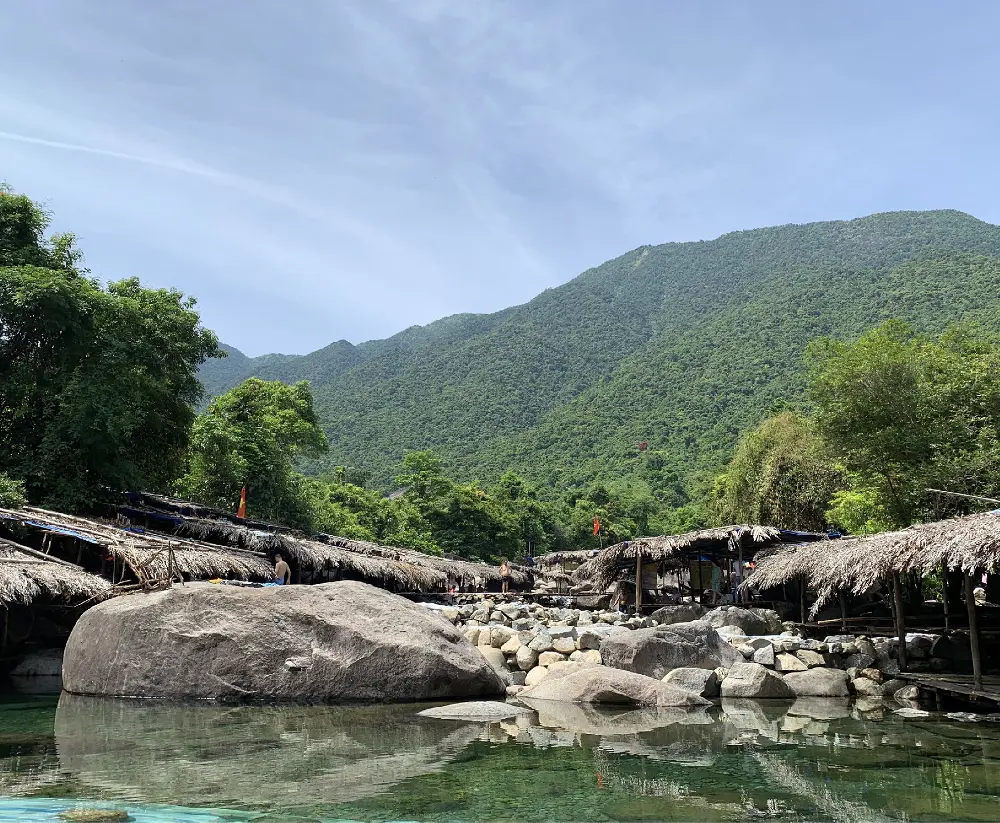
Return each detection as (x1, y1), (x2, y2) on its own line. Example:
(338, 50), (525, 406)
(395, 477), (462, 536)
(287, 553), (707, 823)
(839, 591), (848, 631)
(892, 572), (908, 672)
(635, 554), (642, 615)
(799, 575), (807, 625)
(941, 563), (951, 631)
(965, 573), (983, 690)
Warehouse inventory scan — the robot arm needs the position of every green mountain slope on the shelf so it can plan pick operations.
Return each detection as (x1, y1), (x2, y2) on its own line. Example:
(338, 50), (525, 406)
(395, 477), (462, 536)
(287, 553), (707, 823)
(199, 210), (1000, 496)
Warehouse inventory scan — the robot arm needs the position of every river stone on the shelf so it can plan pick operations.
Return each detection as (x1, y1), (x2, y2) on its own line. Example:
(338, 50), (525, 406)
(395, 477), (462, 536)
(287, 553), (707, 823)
(477, 647), (511, 684)
(894, 685), (921, 700)
(752, 645), (775, 667)
(781, 668), (849, 697)
(720, 662), (794, 699)
(662, 667), (720, 699)
(796, 650), (827, 669)
(600, 621), (741, 679)
(463, 628), (481, 646)
(851, 677), (883, 696)
(569, 649), (603, 665)
(10, 648), (63, 677)
(515, 646), (539, 672)
(704, 607), (770, 636)
(62, 581), (505, 701)
(860, 667), (883, 683)
(649, 604), (706, 626)
(576, 630), (602, 651)
(490, 627), (515, 648)
(418, 701), (531, 721)
(774, 653), (808, 673)
(500, 636), (521, 655)
(552, 637), (577, 655)
(519, 666), (711, 708)
(58, 811), (130, 823)
(845, 653), (875, 670)
(538, 651), (566, 666)
(524, 666), (550, 687)
(529, 633), (554, 653)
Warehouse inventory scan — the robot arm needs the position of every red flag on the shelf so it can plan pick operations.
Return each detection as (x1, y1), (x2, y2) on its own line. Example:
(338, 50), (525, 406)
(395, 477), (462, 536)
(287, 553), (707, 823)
(593, 517), (600, 536)
(237, 487), (247, 519)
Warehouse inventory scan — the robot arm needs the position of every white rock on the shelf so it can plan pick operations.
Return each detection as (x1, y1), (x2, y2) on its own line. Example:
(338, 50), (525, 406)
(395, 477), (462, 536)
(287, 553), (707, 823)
(774, 653), (808, 673)
(524, 666), (550, 687)
(538, 651), (566, 666)
(515, 646), (539, 672)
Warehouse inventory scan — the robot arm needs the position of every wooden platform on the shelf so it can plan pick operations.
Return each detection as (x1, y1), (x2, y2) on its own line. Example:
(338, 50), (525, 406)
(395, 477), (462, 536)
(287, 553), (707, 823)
(897, 672), (1000, 710)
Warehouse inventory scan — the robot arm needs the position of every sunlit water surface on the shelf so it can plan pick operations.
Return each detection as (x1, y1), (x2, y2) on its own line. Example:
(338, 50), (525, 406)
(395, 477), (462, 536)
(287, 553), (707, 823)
(1, 690), (999, 822)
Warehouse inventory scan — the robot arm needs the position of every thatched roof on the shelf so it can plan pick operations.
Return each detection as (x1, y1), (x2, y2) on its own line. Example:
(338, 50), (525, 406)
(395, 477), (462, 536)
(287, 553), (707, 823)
(534, 549), (601, 570)
(573, 525), (785, 591)
(120, 499), (531, 591)
(743, 510), (1000, 615)
(0, 541), (113, 607)
(0, 507), (273, 585)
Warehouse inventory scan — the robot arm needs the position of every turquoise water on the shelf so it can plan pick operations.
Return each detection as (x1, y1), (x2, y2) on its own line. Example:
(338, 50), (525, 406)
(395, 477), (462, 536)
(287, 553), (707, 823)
(2, 691), (1000, 822)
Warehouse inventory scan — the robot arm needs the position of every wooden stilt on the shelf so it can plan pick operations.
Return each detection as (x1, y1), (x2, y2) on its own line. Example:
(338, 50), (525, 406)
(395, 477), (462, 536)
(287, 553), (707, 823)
(892, 572), (908, 672)
(799, 575), (807, 624)
(736, 543), (744, 605)
(839, 591), (848, 631)
(941, 563), (951, 631)
(635, 554), (642, 615)
(965, 573), (983, 690)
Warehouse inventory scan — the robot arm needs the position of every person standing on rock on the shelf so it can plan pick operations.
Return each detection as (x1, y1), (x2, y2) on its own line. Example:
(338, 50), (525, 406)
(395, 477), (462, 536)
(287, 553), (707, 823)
(274, 553), (291, 586)
(500, 560), (511, 594)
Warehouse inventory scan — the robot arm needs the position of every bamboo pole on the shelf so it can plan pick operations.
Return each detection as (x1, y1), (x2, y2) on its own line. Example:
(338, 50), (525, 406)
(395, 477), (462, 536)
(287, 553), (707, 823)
(892, 572), (908, 671)
(0, 537), (86, 570)
(799, 575), (806, 624)
(965, 573), (983, 690)
(839, 591), (848, 631)
(941, 563), (951, 631)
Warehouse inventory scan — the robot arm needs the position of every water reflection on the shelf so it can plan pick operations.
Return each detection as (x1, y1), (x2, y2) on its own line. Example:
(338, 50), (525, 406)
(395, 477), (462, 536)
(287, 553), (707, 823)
(0, 693), (996, 821)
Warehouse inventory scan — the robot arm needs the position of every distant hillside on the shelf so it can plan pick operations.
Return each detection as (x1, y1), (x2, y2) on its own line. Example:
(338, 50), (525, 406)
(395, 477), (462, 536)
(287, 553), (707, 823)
(199, 210), (1000, 498)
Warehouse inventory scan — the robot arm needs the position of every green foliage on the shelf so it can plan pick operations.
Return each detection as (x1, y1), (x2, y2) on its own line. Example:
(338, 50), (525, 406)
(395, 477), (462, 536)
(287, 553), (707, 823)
(824, 484), (894, 535)
(0, 187), (221, 508)
(178, 378), (327, 526)
(711, 412), (845, 530)
(0, 472), (26, 508)
(200, 211), (1000, 502)
(808, 320), (1000, 526)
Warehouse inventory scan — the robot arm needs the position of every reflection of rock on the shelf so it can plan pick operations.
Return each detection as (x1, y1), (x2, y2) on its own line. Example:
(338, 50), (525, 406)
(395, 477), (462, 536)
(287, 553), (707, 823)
(63, 581), (504, 701)
(522, 699), (711, 736)
(55, 694), (481, 807)
(10, 648), (63, 677)
(519, 667), (710, 707)
(721, 698), (793, 741)
(787, 697), (851, 721)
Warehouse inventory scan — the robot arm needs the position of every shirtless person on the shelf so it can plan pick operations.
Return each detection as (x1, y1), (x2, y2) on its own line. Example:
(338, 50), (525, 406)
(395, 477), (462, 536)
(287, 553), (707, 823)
(274, 552), (291, 585)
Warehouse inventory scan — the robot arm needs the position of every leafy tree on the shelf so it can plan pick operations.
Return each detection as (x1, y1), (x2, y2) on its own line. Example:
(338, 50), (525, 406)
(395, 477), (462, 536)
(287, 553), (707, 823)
(178, 378), (327, 526)
(0, 472), (26, 508)
(0, 187), (220, 508)
(824, 483), (894, 535)
(711, 411), (845, 530)
(807, 321), (1000, 526)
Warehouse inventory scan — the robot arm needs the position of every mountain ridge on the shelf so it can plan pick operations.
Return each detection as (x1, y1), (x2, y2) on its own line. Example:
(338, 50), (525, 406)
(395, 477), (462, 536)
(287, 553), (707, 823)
(199, 209), (1000, 495)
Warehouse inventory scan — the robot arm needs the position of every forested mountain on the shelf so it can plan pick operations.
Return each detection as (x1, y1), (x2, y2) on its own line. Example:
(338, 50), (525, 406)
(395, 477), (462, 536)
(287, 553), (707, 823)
(200, 210), (1000, 498)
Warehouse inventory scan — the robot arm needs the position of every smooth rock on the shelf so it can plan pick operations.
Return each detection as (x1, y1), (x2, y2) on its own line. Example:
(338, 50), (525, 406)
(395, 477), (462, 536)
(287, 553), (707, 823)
(500, 636), (521, 655)
(490, 627), (515, 649)
(774, 653), (808, 673)
(860, 667), (883, 683)
(720, 662), (794, 699)
(894, 685), (921, 701)
(662, 667), (720, 699)
(600, 621), (741, 679)
(524, 666), (550, 687)
(781, 668), (849, 697)
(796, 650), (826, 669)
(752, 645), (776, 667)
(704, 607), (770, 636)
(851, 677), (883, 696)
(62, 581), (506, 701)
(552, 637), (576, 655)
(528, 633), (555, 653)
(10, 648), (63, 677)
(418, 701), (532, 720)
(575, 630), (602, 651)
(845, 653), (875, 670)
(520, 666), (711, 707)
(538, 651), (566, 667)
(650, 603), (707, 626)
(895, 707), (931, 718)
(515, 646), (539, 672)
(569, 649), (603, 665)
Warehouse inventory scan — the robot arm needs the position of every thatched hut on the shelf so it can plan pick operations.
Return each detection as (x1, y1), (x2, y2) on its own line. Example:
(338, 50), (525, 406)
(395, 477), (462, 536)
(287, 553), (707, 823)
(743, 511), (1000, 686)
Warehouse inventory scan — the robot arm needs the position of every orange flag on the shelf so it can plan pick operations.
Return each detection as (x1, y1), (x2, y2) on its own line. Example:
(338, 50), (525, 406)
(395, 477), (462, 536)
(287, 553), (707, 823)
(237, 487), (247, 519)
(593, 517), (600, 536)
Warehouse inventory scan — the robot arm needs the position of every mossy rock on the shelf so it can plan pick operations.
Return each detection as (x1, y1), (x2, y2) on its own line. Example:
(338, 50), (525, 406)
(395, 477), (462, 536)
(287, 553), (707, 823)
(58, 810), (132, 823)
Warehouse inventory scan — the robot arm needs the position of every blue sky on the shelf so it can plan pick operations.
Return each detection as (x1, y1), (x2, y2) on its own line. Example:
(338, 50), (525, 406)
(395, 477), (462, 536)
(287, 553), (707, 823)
(3, 1), (999, 355)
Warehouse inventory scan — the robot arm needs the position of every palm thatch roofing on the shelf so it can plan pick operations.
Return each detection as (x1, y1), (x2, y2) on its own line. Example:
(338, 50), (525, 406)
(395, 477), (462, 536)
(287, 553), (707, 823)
(572, 525), (787, 591)
(120, 497), (531, 591)
(0, 540), (113, 607)
(743, 510), (1000, 615)
(0, 507), (273, 585)
(534, 549), (602, 570)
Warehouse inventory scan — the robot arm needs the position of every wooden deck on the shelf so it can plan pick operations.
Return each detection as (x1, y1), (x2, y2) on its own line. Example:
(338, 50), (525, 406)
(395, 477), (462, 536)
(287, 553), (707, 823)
(897, 672), (1000, 710)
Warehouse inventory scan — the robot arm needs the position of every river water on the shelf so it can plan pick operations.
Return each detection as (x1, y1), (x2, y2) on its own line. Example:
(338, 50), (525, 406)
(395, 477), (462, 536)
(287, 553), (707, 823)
(1, 691), (999, 822)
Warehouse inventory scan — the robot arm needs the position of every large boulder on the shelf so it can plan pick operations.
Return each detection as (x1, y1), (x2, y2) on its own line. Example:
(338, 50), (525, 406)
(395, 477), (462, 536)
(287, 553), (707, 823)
(704, 607), (770, 636)
(662, 667), (720, 699)
(62, 581), (505, 701)
(649, 604), (706, 626)
(781, 668), (849, 697)
(600, 621), (741, 679)
(720, 662), (794, 699)
(518, 666), (710, 708)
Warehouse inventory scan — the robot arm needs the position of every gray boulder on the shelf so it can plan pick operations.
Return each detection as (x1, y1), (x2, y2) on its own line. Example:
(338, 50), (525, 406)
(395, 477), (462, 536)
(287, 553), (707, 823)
(704, 607), (770, 636)
(781, 668), (849, 697)
(663, 667), (720, 699)
(600, 621), (741, 679)
(720, 662), (794, 699)
(62, 581), (505, 701)
(518, 666), (710, 708)
(649, 604), (706, 626)
(418, 701), (531, 721)
(10, 648), (63, 677)
(752, 645), (775, 667)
